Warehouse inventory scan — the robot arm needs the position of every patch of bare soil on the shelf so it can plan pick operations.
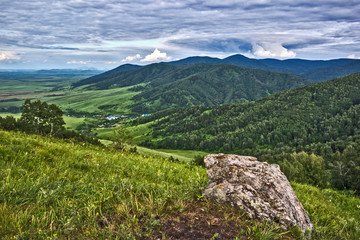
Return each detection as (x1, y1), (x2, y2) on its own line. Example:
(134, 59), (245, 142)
(154, 202), (248, 240)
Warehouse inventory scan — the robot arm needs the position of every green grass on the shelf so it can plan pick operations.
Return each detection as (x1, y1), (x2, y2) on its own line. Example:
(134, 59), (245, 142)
(42, 87), (139, 114)
(136, 146), (208, 163)
(292, 183), (360, 239)
(0, 78), (60, 92)
(63, 116), (86, 130)
(0, 130), (359, 239)
(0, 130), (208, 239)
(93, 127), (118, 140)
(1, 79), (139, 115)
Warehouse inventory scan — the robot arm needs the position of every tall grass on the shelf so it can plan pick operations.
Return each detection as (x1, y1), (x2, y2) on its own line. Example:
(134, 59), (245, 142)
(0, 130), (207, 239)
(1, 130), (359, 239)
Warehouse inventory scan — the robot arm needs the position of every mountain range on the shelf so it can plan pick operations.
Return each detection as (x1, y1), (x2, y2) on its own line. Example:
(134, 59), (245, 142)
(73, 63), (309, 113)
(75, 54), (360, 87)
(166, 54), (360, 82)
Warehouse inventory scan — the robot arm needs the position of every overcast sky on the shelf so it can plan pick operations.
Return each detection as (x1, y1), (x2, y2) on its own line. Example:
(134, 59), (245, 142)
(1, 0), (360, 69)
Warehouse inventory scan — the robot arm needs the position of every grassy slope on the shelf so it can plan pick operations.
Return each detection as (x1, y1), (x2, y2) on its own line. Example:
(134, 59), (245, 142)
(1, 130), (359, 239)
(94, 123), (208, 162)
(43, 87), (139, 115)
(0, 130), (207, 239)
(0, 70), (138, 115)
(0, 86), (139, 115)
(63, 116), (86, 130)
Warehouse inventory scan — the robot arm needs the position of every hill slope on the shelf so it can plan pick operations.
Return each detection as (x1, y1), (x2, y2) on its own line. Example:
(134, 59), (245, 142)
(167, 54), (360, 82)
(1, 130), (359, 239)
(74, 63), (309, 113)
(134, 72), (360, 150)
(131, 72), (360, 191)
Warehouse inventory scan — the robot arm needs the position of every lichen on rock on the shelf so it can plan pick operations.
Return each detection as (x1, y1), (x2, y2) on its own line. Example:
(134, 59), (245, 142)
(203, 154), (313, 235)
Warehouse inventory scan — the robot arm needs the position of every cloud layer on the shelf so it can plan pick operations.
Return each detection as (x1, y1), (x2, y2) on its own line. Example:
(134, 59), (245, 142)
(1, 0), (360, 68)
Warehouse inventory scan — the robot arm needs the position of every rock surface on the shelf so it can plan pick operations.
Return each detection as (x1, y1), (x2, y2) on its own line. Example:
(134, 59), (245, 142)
(203, 154), (313, 235)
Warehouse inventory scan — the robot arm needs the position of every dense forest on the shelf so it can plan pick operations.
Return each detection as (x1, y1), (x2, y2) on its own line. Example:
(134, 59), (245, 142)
(131, 73), (360, 192)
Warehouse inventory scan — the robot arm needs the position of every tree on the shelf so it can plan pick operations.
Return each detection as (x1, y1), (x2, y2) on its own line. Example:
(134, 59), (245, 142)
(112, 126), (134, 151)
(19, 99), (65, 137)
(47, 103), (65, 137)
(280, 152), (330, 188)
(0, 115), (17, 131)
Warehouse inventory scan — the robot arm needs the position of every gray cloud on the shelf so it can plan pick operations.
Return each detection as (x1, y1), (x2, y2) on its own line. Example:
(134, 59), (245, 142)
(1, 0), (360, 68)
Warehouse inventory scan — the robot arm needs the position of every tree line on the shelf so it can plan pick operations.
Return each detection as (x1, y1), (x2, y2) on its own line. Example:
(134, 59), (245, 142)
(0, 99), (101, 145)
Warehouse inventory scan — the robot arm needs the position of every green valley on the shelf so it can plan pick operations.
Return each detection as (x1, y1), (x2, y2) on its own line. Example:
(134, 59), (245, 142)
(1, 57), (360, 239)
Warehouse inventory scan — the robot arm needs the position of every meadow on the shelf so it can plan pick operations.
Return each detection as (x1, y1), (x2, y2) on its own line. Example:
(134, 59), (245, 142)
(0, 70), (139, 116)
(1, 130), (359, 239)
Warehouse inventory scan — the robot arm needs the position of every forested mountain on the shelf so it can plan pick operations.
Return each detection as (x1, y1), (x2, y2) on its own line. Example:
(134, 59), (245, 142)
(131, 72), (360, 191)
(72, 63), (142, 88)
(73, 63), (308, 113)
(74, 54), (360, 91)
(130, 64), (308, 112)
(167, 54), (360, 82)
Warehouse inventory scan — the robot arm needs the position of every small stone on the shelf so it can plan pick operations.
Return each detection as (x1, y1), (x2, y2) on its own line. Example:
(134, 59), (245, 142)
(203, 154), (313, 236)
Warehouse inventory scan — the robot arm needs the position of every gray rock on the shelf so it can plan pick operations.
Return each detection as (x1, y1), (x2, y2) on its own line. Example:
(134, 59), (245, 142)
(203, 154), (313, 235)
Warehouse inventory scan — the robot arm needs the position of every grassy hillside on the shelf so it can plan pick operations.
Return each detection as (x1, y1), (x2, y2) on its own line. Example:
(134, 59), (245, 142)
(43, 86), (139, 115)
(1, 130), (359, 239)
(74, 63), (308, 113)
(131, 64), (308, 113)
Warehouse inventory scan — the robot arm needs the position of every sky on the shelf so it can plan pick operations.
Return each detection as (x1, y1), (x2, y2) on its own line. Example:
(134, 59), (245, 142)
(1, 0), (360, 69)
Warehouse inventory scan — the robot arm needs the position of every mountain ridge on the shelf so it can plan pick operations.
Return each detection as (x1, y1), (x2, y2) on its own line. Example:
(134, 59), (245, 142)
(72, 63), (309, 113)
(75, 54), (360, 86)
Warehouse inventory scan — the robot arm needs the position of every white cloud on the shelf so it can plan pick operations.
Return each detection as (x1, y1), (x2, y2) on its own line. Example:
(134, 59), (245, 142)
(121, 54), (142, 62)
(67, 60), (88, 64)
(140, 49), (172, 62)
(252, 43), (296, 59)
(347, 54), (360, 59)
(0, 50), (21, 62)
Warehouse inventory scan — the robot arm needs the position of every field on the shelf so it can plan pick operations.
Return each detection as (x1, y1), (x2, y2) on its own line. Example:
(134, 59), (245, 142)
(1, 130), (359, 239)
(0, 87), (139, 116)
(42, 87), (139, 115)
(0, 70), (140, 115)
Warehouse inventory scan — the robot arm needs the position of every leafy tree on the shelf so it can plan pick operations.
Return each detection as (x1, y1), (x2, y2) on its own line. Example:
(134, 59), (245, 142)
(47, 103), (66, 137)
(280, 152), (330, 188)
(112, 126), (134, 151)
(19, 99), (65, 137)
(0, 115), (18, 131)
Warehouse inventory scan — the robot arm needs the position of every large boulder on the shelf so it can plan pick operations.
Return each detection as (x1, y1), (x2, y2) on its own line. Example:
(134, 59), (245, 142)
(203, 154), (313, 235)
